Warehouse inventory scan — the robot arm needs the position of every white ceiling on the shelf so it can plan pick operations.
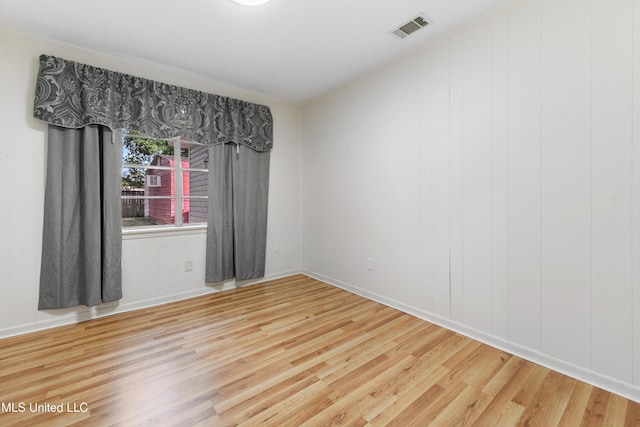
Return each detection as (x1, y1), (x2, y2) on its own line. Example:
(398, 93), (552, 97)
(0, 0), (509, 103)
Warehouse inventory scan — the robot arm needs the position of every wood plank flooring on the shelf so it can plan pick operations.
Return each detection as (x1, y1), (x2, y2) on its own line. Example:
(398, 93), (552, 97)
(1, 274), (639, 426)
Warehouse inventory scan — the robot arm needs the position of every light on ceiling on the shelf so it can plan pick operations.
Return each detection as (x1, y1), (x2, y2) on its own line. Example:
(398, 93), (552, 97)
(231, 0), (271, 6)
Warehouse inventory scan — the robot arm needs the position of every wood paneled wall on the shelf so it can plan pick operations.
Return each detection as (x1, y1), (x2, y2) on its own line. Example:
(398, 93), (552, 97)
(301, 0), (640, 401)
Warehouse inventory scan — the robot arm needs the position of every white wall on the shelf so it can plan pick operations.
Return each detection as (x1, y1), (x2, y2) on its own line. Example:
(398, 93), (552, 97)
(301, 0), (640, 402)
(0, 28), (302, 338)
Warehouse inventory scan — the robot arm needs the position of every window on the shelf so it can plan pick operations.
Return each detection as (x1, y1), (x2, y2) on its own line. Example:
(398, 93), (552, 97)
(121, 130), (209, 229)
(146, 175), (161, 187)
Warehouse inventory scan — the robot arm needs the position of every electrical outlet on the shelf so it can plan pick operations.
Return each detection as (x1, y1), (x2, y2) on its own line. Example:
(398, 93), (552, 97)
(184, 260), (193, 272)
(367, 257), (375, 271)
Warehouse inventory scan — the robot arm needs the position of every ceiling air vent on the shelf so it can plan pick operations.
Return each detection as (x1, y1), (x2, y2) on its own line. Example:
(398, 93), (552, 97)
(392, 15), (430, 39)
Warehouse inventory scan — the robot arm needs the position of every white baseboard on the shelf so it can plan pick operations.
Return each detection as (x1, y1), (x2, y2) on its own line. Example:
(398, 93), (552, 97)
(0, 269), (302, 340)
(7, 268), (638, 404)
(303, 270), (640, 404)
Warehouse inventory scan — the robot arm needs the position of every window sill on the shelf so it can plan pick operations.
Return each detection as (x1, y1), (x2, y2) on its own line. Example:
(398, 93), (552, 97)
(122, 225), (207, 240)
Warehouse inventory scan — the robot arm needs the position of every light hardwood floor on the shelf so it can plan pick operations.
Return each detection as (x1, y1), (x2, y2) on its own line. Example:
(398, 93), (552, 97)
(1, 274), (639, 426)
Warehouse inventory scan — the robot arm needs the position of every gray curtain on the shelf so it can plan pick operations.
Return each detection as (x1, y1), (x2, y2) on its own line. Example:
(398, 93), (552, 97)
(39, 124), (122, 309)
(206, 143), (270, 282)
(34, 54), (273, 296)
(34, 55), (273, 152)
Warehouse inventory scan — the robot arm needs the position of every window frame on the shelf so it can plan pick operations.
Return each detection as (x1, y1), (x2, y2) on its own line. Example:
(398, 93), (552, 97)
(120, 131), (209, 232)
(146, 174), (161, 187)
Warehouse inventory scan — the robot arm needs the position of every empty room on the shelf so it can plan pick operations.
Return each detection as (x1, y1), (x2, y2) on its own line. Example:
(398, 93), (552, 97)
(1, 0), (640, 425)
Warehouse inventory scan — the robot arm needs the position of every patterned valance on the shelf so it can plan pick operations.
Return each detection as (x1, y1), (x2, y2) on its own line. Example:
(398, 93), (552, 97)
(33, 55), (273, 151)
